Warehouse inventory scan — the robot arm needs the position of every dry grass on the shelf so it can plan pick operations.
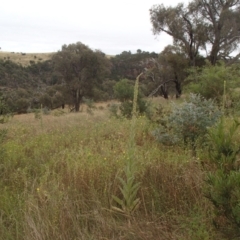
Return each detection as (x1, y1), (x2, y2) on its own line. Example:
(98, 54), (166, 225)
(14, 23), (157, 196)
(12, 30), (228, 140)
(0, 51), (54, 66)
(0, 51), (115, 66)
(0, 102), (224, 239)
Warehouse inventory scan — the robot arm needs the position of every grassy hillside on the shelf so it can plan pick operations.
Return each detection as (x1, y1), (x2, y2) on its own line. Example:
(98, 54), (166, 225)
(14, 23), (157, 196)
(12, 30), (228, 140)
(0, 51), (114, 66)
(0, 51), (54, 66)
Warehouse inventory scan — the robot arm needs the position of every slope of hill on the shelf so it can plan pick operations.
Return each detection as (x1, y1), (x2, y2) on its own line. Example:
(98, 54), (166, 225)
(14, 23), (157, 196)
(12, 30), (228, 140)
(0, 51), (54, 66)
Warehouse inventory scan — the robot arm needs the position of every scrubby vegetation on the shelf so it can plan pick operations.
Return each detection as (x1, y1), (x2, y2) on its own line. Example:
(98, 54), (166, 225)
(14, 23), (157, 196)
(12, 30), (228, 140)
(0, 88), (239, 239)
(0, 0), (240, 238)
(0, 101), (213, 239)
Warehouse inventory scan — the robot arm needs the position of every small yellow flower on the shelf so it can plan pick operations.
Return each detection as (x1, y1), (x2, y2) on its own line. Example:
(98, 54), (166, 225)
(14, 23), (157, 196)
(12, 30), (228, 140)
(36, 188), (40, 192)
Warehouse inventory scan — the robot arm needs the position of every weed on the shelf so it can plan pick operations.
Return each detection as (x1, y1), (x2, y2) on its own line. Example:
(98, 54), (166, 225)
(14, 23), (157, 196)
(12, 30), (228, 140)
(111, 73), (143, 220)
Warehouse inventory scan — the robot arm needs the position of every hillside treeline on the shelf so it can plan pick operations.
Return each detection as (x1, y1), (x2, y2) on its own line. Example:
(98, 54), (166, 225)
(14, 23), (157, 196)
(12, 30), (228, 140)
(0, 0), (239, 114)
(0, 48), (160, 113)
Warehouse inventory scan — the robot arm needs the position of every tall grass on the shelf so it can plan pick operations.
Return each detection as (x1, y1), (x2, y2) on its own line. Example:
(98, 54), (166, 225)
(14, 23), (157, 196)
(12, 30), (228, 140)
(0, 104), (224, 239)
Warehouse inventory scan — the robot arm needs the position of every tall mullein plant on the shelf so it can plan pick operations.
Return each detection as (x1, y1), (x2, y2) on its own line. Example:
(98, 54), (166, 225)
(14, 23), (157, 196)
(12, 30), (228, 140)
(112, 73), (143, 218)
(222, 80), (226, 114)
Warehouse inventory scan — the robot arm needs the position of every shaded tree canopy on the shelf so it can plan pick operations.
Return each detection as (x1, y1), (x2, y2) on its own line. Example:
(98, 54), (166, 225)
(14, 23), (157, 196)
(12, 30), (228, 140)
(52, 42), (111, 112)
(110, 50), (158, 80)
(150, 0), (240, 65)
(143, 45), (190, 99)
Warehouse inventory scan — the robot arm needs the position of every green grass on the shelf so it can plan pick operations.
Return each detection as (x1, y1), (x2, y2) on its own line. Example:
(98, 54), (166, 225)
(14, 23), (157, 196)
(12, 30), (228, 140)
(0, 105), (226, 239)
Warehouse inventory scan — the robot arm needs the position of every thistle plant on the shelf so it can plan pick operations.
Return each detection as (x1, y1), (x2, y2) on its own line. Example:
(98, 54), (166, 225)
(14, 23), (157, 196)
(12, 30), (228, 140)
(112, 73), (143, 218)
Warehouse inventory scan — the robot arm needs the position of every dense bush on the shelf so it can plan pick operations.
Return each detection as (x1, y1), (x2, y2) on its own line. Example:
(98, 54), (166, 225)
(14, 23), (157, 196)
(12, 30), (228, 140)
(204, 119), (240, 238)
(113, 79), (149, 118)
(152, 94), (221, 153)
(186, 61), (240, 104)
(114, 79), (134, 102)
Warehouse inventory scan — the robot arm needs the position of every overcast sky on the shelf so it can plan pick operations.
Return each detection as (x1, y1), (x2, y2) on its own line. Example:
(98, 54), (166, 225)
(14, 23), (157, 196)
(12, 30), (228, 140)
(0, 0), (189, 55)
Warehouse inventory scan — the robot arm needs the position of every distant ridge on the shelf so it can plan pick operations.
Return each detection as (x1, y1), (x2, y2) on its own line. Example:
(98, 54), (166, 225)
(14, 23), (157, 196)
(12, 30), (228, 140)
(0, 51), (54, 66)
(0, 51), (114, 66)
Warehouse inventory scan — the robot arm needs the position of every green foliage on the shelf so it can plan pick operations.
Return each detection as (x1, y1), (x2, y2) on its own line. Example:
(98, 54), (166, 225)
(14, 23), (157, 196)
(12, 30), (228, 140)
(150, 1), (240, 65)
(39, 94), (52, 109)
(153, 94), (221, 152)
(204, 119), (240, 238)
(230, 89), (240, 116)
(16, 98), (30, 113)
(0, 96), (11, 123)
(114, 79), (134, 102)
(92, 79), (116, 101)
(112, 163), (141, 216)
(187, 62), (240, 103)
(113, 79), (149, 118)
(52, 42), (111, 112)
(143, 45), (188, 99)
(208, 119), (240, 170)
(110, 50), (157, 80)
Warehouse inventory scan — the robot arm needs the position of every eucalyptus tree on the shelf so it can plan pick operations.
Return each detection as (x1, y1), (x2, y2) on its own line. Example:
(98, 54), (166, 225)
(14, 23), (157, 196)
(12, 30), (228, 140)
(190, 0), (240, 65)
(146, 45), (189, 99)
(52, 42), (110, 112)
(150, 0), (240, 65)
(150, 3), (206, 66)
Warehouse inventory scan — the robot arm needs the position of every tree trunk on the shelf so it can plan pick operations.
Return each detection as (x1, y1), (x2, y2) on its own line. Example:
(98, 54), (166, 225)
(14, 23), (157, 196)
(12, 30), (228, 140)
(74, 89), (82, 112)
(209, 41), (220, 65)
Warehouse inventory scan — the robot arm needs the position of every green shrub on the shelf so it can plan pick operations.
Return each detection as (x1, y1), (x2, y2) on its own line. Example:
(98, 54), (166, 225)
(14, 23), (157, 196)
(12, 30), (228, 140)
(186, 61), (240, 104)
(229, 89), (240, 116)
(204, 119), (240, 238)
(119, 101), (133, 118)
(153, 94), (221, 153)
(114, 79), (134, 102)
(114, 79), (149, 118)
(15, 98), (29, 113)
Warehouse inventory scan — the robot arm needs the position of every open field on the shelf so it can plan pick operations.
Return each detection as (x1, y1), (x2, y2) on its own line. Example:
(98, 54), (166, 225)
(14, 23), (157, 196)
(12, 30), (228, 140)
(0, 100), (230, 239)
(0, 51), (54, 66)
